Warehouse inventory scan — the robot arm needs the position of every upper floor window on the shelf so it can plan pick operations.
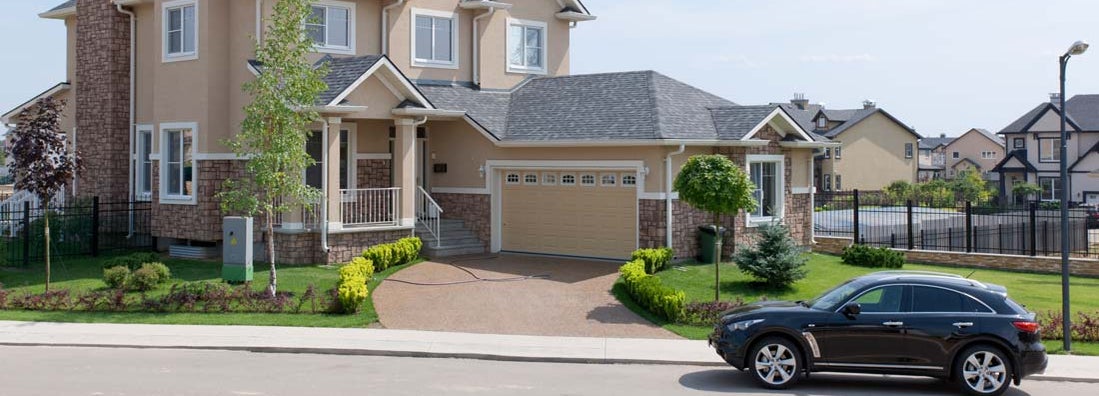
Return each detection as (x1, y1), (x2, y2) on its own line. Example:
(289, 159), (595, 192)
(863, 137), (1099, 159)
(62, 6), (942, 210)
(163, 1), (197, 62)
(952, 151), (960, 159)
(816, 117), (827, 128)
(307, 1), (355, 54)
(412, 9), (458, 69)
(904, 143), (914, 159)
(981, 151), (997, 159)
(160, 123), (197, 204)
(1013, 137), (1025, 149)
(1039, 138), (1060, 163)
(834, 145), (842, 159)
(507, 19), (547, 74)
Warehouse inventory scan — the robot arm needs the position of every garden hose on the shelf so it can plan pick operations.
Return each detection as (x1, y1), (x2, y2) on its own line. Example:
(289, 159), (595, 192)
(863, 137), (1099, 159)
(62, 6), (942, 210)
(383, 255), (551, 286)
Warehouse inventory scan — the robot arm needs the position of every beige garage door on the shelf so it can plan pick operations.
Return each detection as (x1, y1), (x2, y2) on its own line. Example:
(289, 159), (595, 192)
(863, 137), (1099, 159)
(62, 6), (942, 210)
(501, 170), (638, 260)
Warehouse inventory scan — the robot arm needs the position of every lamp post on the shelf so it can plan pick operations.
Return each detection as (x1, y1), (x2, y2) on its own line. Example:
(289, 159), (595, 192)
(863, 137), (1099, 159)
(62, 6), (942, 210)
(1059, 40), (1088, 353)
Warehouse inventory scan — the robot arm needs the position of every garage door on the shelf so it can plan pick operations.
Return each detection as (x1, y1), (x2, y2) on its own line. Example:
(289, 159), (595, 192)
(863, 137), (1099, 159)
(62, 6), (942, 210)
(501, 169), (638, 260)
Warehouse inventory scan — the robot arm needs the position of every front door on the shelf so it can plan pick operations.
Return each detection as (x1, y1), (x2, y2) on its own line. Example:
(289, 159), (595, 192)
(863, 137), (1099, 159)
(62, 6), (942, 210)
(814, 285), (910, 366)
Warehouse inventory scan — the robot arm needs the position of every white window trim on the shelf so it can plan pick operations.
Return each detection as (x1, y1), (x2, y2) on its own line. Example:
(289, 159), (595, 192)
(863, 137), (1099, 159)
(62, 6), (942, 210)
(560, 173), (577, 186)
(579, 173), (597, 187)
(541, 172), (557, 186)
(410, 8), (459, 70)
(746, 154), (785, 227)
(162, 0), (198, 63)
(505, 172), (521, 185)
(522, 172), (539, 185)
(159, 122), (198, 205)
(309, 0), (356, 55)
(135, 125), (154, 202)
(505, 17), (548, 75)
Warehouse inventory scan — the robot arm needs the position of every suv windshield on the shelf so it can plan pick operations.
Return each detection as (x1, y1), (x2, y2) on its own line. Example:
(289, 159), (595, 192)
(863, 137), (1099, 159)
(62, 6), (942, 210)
(808, 277), (875, 311)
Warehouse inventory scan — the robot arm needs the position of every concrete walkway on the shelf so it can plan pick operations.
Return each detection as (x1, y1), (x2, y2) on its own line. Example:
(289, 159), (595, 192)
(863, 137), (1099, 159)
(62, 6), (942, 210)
(0, 321), (1095, 383)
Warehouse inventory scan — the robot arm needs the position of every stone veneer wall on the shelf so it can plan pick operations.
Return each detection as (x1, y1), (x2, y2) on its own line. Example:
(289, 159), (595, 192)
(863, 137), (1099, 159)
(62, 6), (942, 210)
(814, 236), (1099, 277)
(432, 192), (491, 246)
(356, 159), (391, 189)
(273, 229), (413, 265)
(151, 160), (246, 242)
(75, 0), (131, 202)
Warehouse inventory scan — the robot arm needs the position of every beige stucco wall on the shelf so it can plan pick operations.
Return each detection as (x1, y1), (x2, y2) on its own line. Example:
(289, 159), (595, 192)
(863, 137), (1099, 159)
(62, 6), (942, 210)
(942, 129), (1004, 177)
(823, 112), (919, 190)
(475, 2), (571, 90)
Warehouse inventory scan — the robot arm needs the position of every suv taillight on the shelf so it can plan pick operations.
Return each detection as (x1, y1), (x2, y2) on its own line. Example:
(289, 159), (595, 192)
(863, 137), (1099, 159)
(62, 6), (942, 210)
(1013, 321), (1039, 333)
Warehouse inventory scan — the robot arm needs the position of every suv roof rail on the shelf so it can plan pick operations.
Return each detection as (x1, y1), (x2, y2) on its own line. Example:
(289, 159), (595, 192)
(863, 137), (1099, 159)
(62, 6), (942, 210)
(873, 270), (964, 278)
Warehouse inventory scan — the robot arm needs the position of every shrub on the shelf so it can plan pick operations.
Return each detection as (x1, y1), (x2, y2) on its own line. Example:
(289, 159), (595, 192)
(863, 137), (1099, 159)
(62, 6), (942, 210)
(346, 257), (375, 280)
(101, 252), (162, 270)
(730, 223), (808, 289)
(362, 237), (421, 271)
(102, 266), (131, 289)
(336, 264), (368, 314)
(619, 260), (685, 322)
(632, 247), (673, 274)
(140, 262), (172, 284)
(0, 283), (8, 310)
(129, 266), (161, 291)
(841, 244), (905, 269)
(683, 299), (747, 326)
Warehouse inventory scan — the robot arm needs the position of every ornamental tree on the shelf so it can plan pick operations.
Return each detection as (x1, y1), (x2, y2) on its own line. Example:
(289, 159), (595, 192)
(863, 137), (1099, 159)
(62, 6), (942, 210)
(217, 0), (327, 296)
(7, 96), (83, 292)
(673, 154), (756, 301)
(951, 169), (995, 204)
(1012, 182), (1043, 204)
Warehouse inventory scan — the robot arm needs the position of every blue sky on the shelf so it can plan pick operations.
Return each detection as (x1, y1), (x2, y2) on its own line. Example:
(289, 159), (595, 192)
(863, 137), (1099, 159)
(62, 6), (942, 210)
(2, 0), (1097, 137)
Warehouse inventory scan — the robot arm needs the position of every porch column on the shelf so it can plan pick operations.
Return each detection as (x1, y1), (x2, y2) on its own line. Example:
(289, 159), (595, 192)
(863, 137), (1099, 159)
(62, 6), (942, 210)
(327, 117), (343, 230)
(394, 118), (417, 226)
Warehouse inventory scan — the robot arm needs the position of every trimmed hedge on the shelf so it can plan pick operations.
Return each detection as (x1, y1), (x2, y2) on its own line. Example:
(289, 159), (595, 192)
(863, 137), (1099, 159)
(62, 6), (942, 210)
(841, 244), (905, 269)
(362, 237), (422, 271)
(619, 260), (685, 322)
(101, 252), (162, 270)
(632, 247), (673, 274)
(336, 264), (368, 314)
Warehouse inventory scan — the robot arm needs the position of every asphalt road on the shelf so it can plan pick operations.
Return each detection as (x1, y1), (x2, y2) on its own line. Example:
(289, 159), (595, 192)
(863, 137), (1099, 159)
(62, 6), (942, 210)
(0, 346), (1095, 396)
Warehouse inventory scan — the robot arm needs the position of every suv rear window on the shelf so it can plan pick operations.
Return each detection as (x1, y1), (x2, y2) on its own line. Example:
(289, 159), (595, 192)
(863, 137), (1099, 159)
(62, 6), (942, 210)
(912, 286), (965, 312)
(1004, 297), (1030, 315)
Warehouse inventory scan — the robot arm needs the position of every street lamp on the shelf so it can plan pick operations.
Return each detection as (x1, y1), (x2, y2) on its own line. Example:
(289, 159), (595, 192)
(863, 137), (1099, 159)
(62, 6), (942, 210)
(1059, 39), (1088, 353)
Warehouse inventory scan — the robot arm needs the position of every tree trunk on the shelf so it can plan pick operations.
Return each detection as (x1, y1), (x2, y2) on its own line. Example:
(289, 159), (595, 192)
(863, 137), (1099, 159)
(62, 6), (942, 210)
(44, 211), (51, 293)
(266, 210), (277, 297)
(713, 212), (721, 302)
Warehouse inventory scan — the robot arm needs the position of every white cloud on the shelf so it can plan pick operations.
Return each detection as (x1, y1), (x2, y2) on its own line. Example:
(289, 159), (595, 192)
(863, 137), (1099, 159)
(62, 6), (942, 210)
(799, 53), (878, 63)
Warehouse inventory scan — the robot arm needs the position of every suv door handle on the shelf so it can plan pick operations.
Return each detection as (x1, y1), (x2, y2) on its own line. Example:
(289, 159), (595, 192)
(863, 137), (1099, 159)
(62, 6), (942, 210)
(952, 322), (974, 328)
(882, 321), (904, 327)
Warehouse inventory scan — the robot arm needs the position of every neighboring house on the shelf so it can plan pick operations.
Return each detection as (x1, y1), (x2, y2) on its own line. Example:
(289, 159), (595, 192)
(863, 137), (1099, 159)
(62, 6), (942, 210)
(780, 97), (921, 192)
(941, 128), (1004, 180)
(994, 94), (1099, 205)
(3, 0), (833, 263)
(917, 133), (954, 182)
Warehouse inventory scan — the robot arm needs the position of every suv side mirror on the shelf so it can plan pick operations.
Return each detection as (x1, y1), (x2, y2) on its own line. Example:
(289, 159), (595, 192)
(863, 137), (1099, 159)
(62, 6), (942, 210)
(842, 302), (861, 317)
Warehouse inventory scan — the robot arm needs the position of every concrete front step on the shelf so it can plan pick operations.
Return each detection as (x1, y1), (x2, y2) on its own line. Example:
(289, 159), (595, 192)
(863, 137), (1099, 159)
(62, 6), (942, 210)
(424, 243), (487, 257)
(415, 218), (487, 258)
(420, 236), (484, 247)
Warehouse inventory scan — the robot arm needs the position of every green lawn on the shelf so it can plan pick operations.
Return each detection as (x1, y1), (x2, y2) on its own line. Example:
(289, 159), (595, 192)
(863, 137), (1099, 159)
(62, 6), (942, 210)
(617, 253), (1099, 354)
(0, 252), (417, 328)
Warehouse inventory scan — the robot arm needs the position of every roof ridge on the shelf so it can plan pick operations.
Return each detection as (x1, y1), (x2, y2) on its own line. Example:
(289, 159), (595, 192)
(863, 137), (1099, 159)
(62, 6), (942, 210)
(646, 71), (663, 139)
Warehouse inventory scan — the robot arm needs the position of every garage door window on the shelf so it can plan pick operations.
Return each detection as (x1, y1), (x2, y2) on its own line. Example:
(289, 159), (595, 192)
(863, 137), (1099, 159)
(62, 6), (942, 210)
(580, 174), (596, 186)
(542, 173), (557, 185)
(561, 174), (576, 185)
(523, 173), (539, 185)
(621, 173), (637, 186)
(601, 173), (617, 186)
(747, 155), (785, 226)
(506, 172), (520, 185)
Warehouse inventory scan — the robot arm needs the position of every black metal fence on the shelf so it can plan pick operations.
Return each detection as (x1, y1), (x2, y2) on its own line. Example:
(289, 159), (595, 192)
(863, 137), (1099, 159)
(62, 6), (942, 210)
(814, 190), (1097, 259)
(0, 197), (153, 267)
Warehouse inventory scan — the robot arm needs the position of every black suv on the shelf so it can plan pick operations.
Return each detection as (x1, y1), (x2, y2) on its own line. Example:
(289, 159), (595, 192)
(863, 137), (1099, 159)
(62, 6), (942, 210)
(708, 271), (1047, 395)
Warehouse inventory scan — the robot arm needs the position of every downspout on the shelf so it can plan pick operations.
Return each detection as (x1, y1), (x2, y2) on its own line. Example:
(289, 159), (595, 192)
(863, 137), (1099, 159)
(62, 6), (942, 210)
(665, 144), (686, 249)
(808, 153), (815, 244)
(472, 8), (496, 86)
(320, 118), (331, 254)
(255, 0), (262, 45)
(117, 3), (136, 238)
(381, 0), (406, 55)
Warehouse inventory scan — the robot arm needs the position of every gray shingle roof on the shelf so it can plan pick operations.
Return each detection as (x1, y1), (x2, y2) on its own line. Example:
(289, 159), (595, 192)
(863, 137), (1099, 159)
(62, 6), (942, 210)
(709, 106), (781, 140)
(316, 55), (384, 105)
(417, 82), (510, 138)
(47, 1), (75, 12)
(819, 109), (861, 122)
(971, 128), (1005, 146)
(822, 108), (921, 139)
(920, 136), (955, 149)
(1000, 95), (1099, 133)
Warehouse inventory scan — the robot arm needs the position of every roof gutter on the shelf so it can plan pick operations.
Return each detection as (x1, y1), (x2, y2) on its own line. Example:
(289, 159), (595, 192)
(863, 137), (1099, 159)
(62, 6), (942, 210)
(779, 141), (841, 148)
(296, 105), (369, 114)
(39, 6), (76, 20)
(391, 108), (467, 118)
(493, 139), (772, 148)
(381, 0), (406, 55)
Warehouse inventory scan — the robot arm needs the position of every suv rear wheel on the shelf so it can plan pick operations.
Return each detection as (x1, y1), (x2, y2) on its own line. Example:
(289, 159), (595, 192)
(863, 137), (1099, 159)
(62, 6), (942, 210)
(748, 337), (803, 389)
(955, 345), (1012, 396)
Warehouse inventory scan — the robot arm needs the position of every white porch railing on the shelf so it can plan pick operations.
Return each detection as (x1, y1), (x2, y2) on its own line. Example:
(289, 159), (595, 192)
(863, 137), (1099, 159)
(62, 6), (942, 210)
(341, 188), (401, 228)
(272, 197), (322, 231)
(416, 186), (443, 247)
(0, 188), (66, 237)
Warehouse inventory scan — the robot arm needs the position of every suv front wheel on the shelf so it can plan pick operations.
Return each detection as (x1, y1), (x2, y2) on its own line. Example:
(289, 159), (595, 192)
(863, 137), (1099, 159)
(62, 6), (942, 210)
(955, 345), (1013, 396)
(748, 337), (803, 389)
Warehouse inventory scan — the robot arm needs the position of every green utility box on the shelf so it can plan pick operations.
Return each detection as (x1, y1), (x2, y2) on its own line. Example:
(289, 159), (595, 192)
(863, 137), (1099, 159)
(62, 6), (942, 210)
(222, 216), (254, 283)
(697, 225), (729, 263)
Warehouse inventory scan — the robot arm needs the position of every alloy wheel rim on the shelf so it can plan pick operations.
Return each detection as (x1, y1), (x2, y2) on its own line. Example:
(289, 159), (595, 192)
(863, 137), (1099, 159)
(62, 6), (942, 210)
(754, 344), (797, 385)
(962, 351), (1007, 393)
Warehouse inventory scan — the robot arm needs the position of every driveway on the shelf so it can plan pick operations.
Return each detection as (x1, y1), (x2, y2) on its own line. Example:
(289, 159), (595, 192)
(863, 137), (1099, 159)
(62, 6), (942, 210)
(372, 254), (679, 339)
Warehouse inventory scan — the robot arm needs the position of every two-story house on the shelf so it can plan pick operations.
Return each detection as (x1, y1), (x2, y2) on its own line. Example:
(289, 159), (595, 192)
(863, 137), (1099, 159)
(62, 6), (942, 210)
(917, 133), (953, 182)
(1, 0), (834, 263)
(780, 97), (921, 192)
(994, 94), (1099, 205)
(941, 128), (1004, 181)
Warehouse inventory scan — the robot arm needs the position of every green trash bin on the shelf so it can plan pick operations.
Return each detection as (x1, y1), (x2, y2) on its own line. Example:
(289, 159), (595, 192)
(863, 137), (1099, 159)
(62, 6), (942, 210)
(697, 225), (728, 263)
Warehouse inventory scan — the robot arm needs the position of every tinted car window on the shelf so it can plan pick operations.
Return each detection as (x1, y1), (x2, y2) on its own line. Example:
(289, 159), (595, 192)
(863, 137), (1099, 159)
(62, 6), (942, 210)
(852, 285), (904, 313)
(912, 286), (966, 312)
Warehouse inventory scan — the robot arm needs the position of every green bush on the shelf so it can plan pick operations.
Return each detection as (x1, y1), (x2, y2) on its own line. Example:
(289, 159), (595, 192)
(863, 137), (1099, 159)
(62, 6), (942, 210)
(841, 244), (905, 269)
(632, 247), (673, 274)
(102, 266), (131, 289)
(619, 260), (685, 322)
(336, 264), (368, 314)
(101, 252), (162, 270)
(129, 266), (161, 291)
(345, 257), (375, 280)
(140, 262), (172, 284)
(731, 223), (808, 289)
(362, 237), (421, 271)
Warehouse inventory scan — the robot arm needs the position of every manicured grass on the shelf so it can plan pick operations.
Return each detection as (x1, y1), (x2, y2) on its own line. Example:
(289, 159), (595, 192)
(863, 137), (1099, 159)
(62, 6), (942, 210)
(0, 252), (418, 328)
(617, 253), (1099, 354)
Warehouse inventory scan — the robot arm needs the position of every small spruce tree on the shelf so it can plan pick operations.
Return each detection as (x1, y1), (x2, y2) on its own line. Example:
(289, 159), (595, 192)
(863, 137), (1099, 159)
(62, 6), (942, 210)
(730, 223), (808, 289)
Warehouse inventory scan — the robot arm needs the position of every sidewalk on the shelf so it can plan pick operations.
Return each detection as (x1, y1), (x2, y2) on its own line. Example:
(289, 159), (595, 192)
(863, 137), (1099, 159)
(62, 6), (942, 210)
(0, 321), (1094, 383)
